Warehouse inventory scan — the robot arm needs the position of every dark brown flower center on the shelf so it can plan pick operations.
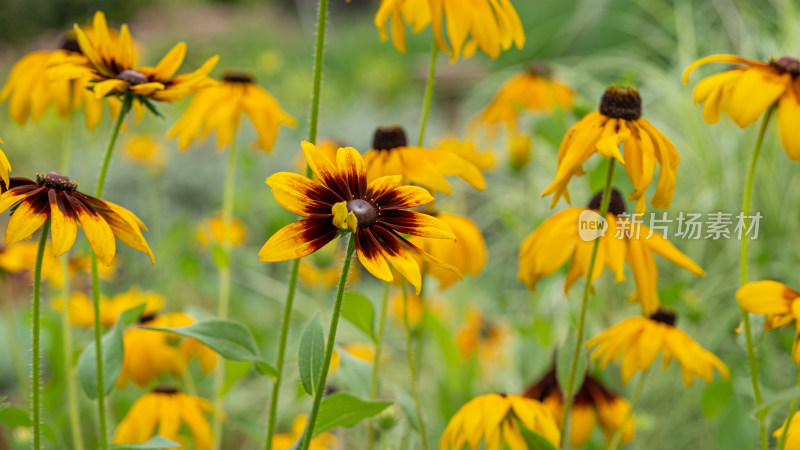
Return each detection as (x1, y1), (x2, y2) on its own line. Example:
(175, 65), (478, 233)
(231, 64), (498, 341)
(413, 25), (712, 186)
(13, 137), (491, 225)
(526, 62), (552, 78)
(587, 188), (626, 216)
(599, 86), (642, 120)
(60, 35), (82, 54)
(117, 69), (149, 86)
(372, 126), (408, 151)
(497, 392), (508, 398)
(36, 172), (78, 192)
(137, 313), (159, 324)
(649, 308), (677, 326)
(771, 56), (800, 77)
(347, 199), (377, 227)
(223, 71), (255, 83)
(479, 320), (496, 339)
(153, 386), (179, 394)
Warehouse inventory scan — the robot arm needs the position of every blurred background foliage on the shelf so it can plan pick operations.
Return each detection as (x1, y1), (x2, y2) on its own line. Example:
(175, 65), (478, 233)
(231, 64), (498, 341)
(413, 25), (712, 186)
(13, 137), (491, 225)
(1, 0), (799, 449)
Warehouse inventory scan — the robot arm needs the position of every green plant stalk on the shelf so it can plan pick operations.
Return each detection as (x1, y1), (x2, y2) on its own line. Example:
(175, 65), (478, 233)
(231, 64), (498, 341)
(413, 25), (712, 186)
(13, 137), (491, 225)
(90, 91), (133, 450)
(607, 370), (648, 450)
(417, 40), (438, 147)
(299, 236), (356, 450)
(402, 282), (429, 450)
(778, 368), (800, 449)
(740, 108), (774, 450)
(212, 142), (238, 450)
(265, 0), (330, 447)
(367, 282), (391, 450)
(31, 219), (51, 450)
(1, 275), (28, 399)
(560, 160), (616, 449)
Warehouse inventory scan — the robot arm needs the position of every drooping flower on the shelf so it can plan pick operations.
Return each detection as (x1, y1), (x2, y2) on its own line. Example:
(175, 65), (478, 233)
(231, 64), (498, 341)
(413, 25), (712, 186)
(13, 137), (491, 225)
(475, 63), (574, 133)
(682, 54), (800, 158)
(542, 86), (681, 213)
(375, 0), (525, 62)
(518, 189), (704, 315)
(440, 393), (561, 449)
(169, 71), (295, 153)
(455, 307), (507, 362)
(737, 280), (800, 363)
(436, 137), (497, 171)
(113, 387), (213, 450)
(259, 141), (459, 293)
(272, 415), (338, 450)
(363, 126), (485, 195)
(523, 369), (634, 448)
(0, 173), (154, 266)
(196, 216), (248, 249)
(55, 288), (163, 328)
(586, 309), (729, 386)
(123, 135), (166, 169)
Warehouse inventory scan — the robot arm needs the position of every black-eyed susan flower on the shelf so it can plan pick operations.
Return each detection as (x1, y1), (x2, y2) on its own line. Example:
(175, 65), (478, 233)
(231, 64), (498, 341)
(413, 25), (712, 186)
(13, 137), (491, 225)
(436, 137), (497, 171)
(737, 280), (800, 363)
(410, 212), (487, 289)
(440, 393), (561, 449)
(0, 138), (9, 186)
(55, 288), (163, 328)
(169, 71), (295, 153)
(363, 126), (485, 195)
(518, 189), (704, 315)
(774, 411), (800, 449)
(455, 307), (507, 362)
(523, 369), (634, 448)
(682, 54), (800, 158)
(53, 11), (218, 105)
(0, 243), (117, 287)
(542, 86), (681, 213)
(113, 387), (213, 450)
(196, 215), (247, 249)
(375, 0), (525, 62)
(272, 415), (338, 450)
(259, 141), (459, 293)
(123, 135), (166, 169)
(475, 63), (574, 133)
(0, 173), (154, 266)
(586, 309), (729, 386)
(295, 139), (340, 174)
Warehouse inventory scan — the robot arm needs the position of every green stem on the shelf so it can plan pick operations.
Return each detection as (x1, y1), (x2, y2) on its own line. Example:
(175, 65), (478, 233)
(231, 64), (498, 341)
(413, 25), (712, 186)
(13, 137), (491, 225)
(299, 236), (356, 450)
(307, 0), (329, 146)
(367, 282), (391, 450)
(740, 107), (774, 450)
(31, 219), (50, 450)
(607, 370), (648, 450)
(778, 368), (800, 450)
(417, 40), (438, 147)
(402, 282), (429, 450)
(560, 160), (616, 449)
(1, 276), (28, 399)
(95, 93), (132, 198)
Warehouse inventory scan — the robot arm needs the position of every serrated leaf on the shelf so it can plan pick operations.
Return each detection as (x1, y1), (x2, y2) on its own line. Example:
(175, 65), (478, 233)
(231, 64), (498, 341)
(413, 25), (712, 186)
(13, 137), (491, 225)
(110, 436), (181, 449)
(556, 330), (587, 394)
(314, 393), (392, 435)
(518, 420), (559, 450)
(298, 311), (325, 396)
(341, 292), (376, 342)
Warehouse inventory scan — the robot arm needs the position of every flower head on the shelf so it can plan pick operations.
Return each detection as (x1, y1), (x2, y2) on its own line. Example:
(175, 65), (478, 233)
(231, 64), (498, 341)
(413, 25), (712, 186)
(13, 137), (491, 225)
(196, 216), (248, 249)
(123, 135), (166, 169)
(259, 141), (460, 293)
(440, 393), (561, 449)
(272, 415), (338, 450)
(682, 54), (800, 158)
(737, 280), (800, 363)
(56, 288), (163, 328)
(456, 307), (507, 362)
(518, 189), (704, 315)
(364, 126), (486, 195)
(169, 71), (295, 153)
(0, 242), (117, 287)
(0, 173), (153, 266)
(113, 387), (213, 450)
(375, 0), (525, 62)
(542, 86), (681, 213)
(436, 137), (497, 170)
(586, 309), (729, 386)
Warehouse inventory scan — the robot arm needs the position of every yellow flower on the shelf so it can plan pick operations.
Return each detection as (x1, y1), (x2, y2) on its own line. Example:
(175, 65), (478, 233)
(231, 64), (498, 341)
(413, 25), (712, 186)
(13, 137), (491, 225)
(773, 411), (800, 449)
(114, 388), (213, 450)
(508, 132), (532, 170)
(272, 415), (338, 450)
(375, 0), (525, 62)
(123, 135), (166, 169)
(295, 139), (340, 174)
(55, 287), (163, 328)
(475, 63), (574, 133)
(196, 216), (248, 249)
(737, 280), (800, 363)
(410, 212), (486, 289)
(455, 307), (507, 362)
(390, 290), (425, 327)
(436, 137), (496, 171)
(0, 242), (117, 287)
(363, 126), (486, 195)
(542, 86), (681, 213)
(518, 189), (704, 315)
(0, 138), (10, 186)
(0, 173), (153, 266)
(341, 342), (376, 363)
(682, 54), (800, 158)
(523, 369), (634, 448)
(440, 393), (561, 449)
(169, 71), (295, 153)
(586, 309), (729, 386)
(52, 11), (218, 105)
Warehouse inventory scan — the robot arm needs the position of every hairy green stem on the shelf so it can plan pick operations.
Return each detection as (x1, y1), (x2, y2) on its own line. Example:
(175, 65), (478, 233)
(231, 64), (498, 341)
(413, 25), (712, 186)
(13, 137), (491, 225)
(31, 219), (50, 450)
(402, 282), (429, 450)
(367, 282), (391, 450)
(95, 93), (132, 198)
(417, 40), (438, 147)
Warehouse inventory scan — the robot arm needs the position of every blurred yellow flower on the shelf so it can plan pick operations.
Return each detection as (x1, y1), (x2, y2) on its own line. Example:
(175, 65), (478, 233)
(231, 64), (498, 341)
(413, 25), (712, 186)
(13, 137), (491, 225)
(169, 71), (296, 153)
(509, 132), (532, 170)
(390, 291), (425, 327)
(410, 213), (486, 290)
(114, 388), (213, 450)
(196, 216), (248, 249)
(542, 86), (680, 214)
(455, 307), (507, 362)
(298, 241), (360, 289)
(123, 135), (166, 169)
(774, 411), (800, 449)
(0, 138), (9, 186)
(341, 343), (376, 363)
(272, 415), (338, 450)
(54, 288), (163, 328)
(440, 393), (560, 449)
(436, 137), (496, 171)
(363, 126), (485, 195)
(375, 0), (525, 62)
(737, 280), (800, 363)
(0, 242), (117, 287)
(683, 54), (800, 158)
(586, 309), (729, 386)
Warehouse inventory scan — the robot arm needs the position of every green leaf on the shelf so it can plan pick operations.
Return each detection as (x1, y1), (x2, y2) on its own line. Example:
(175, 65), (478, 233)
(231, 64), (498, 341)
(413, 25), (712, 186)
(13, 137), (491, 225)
(341, 292), (376, 342)
(752, 385), (800, 420)
(313, 393), (392, 435)
(0, 405), (31, 427)
(701, 379), (733, 418)
(298, 311), (325, 396)
(219, 360), (253, 397)
(210, 244), (229, 269)
(78, 303), (147, 399)
(254, 360), (278, 378)
(110, 436), (181, 449)
(518, 420), (559, 450)
(556, 330), (586, 393)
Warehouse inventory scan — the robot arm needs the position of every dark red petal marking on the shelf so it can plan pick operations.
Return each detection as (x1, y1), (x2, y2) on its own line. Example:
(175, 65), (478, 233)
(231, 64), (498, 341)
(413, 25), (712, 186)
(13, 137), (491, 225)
(378, 210), (437, 237)
(354, 228), (384, 261)
(1, 177), (37, 193)
(368, 224), (406, 257)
